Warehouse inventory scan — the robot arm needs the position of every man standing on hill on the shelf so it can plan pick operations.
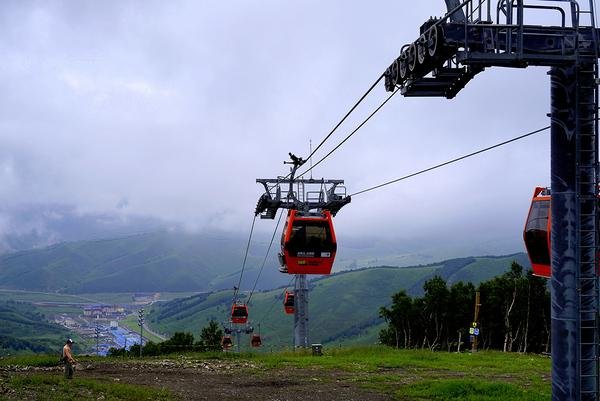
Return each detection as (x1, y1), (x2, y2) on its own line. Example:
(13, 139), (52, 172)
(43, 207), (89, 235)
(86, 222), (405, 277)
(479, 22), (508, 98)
(62, 338), (77, 379)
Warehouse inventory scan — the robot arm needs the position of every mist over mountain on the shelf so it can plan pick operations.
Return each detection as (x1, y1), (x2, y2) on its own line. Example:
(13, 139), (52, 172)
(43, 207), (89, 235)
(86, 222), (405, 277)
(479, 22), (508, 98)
(0, 202), (529, 294)
(0, 230), (293, 293)
(0, 203), (166, 253)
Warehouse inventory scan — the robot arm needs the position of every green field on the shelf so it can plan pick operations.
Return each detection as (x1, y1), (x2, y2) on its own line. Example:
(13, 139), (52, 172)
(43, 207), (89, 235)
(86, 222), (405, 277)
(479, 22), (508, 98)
(76, 292), (203, 304)
(0, 289), (201, 305)
(120, 314), (165, 344)
(0, 290), (91, 304)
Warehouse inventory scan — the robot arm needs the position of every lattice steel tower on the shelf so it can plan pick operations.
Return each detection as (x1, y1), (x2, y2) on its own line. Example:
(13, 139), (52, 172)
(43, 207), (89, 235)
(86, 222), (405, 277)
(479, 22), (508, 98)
(382, 1), (600, 400)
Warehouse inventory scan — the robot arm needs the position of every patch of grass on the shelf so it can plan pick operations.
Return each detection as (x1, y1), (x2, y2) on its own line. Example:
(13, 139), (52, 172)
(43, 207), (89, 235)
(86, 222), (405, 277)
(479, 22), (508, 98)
(8, 374), (175, 401)
(0, 354), (63, 367)
(202, 346), (550, 398)
(0, 354), (107, 368)
(240, 346), (549, 375)
(120, 314), (164, 344)
(395, 379), (549, 401)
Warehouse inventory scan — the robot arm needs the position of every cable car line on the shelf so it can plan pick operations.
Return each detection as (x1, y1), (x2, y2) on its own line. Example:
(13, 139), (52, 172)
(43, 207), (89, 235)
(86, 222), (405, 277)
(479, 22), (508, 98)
(297, 87), (401, 179)
(247, 209), (284, 305)
(267, 74), (386, 192)
(349, 125), (550, 197)
(305, 73), (385, 163)
(232, 214), (258, 303)
(287, 1), (469, 182)
(229, 0), (493, 338)
(258, 276), (295, 323)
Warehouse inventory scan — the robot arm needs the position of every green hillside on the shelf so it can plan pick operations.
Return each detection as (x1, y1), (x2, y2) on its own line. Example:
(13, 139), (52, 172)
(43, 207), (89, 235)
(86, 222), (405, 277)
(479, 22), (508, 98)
(0, 231), (289, 293)
(0, 227), (530, 295)
(146, 253), (530, 348)
(0, 301), (74, 355)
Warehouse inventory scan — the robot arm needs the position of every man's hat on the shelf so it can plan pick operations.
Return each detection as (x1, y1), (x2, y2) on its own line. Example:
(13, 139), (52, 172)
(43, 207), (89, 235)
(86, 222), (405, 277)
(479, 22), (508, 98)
(66, 338), (74, 344)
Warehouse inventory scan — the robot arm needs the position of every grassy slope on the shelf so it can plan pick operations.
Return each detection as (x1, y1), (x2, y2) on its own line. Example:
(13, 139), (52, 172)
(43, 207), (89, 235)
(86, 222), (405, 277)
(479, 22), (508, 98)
(144, 268), (432, 349)
(0, 231), (287, 293)
(146, 254), (529, 347)
(0, 301), (74, 356)
(0, 225), (530, 295)
(447, 253), (530, 285)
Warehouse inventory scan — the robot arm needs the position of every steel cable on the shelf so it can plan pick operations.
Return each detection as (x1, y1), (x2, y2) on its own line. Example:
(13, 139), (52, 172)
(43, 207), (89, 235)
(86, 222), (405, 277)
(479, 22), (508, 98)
(233, 215), (258, 303)
(247, 209), (284, 305)
(266, 75), (386, 192)
(297, 87), (400, 179)
(350, 125), (550, 197)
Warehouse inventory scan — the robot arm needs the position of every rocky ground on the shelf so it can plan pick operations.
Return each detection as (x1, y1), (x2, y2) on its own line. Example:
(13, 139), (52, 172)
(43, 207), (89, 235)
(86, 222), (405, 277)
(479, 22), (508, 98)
(0, 359), (394, 401)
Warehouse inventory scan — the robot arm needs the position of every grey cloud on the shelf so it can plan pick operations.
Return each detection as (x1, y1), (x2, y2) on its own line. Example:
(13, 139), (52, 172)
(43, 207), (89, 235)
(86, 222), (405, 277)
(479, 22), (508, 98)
(0, 1), (555, 254)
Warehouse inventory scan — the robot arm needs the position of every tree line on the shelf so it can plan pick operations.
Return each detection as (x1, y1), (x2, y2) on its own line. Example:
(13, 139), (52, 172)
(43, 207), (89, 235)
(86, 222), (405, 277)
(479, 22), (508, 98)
(379, 262), (550, 353)
(108, 320), (223, 357)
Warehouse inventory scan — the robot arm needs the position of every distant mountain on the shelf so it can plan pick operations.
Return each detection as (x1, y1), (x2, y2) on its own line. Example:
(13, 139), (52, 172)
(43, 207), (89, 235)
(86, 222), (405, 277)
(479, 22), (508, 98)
(0, 215), (530, 295)
(0, 230), (290, 293)
(0, 203), (167, 254)
(145, 253), (531, 348)
(334, 234), (526, 271)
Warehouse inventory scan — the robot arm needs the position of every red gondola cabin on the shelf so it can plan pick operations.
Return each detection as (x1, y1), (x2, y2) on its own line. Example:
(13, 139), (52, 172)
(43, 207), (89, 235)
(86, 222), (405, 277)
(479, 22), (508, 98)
(278, 210), (337, 275)
(221, 335), (233, 349)
(283, 290), (295, 314)
(250, 334), (262, 347)
(524, 187), (551, 278)
(231, 304), (249, 324)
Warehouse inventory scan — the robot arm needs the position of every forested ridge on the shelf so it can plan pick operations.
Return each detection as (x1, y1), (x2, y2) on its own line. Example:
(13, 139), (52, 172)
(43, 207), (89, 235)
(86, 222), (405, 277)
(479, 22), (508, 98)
(0, 301), (71, 355)
(380, 262), (550, 353)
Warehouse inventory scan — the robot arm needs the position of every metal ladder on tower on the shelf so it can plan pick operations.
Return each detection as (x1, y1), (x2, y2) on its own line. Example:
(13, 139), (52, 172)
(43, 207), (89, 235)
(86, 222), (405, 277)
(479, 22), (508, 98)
(576, 2), (600, 399)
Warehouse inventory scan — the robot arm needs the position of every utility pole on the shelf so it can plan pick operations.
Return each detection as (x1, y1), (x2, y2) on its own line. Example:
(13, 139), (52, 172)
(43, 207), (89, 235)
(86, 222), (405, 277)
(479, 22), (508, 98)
(471, 291), (481, 352)
(138, 308), (144, 357)
(95, 323), (100, 356)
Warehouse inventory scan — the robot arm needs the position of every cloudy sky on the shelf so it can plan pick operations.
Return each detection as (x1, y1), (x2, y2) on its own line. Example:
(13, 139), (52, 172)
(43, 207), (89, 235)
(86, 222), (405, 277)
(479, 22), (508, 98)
(0, 1), (554, 253)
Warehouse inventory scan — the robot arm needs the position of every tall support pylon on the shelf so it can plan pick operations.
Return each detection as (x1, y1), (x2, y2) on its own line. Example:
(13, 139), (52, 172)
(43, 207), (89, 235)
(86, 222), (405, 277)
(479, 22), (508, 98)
(550, 65), (599, 401)
(379, 1), (600, 399)
(294, 274), (309, 348)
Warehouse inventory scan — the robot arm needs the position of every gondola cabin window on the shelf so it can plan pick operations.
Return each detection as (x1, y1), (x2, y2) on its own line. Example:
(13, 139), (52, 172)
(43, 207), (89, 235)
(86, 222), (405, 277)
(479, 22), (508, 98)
(287, 221), (334, 257)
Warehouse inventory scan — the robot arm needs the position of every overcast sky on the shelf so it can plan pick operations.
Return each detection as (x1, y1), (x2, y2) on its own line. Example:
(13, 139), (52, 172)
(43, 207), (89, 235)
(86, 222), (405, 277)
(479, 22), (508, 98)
(0, 1), (554, 252)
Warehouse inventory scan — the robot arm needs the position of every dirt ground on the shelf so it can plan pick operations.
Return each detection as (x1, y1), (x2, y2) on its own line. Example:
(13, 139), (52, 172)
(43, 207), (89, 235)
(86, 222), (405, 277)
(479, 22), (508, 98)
(3, 359), (395, 401)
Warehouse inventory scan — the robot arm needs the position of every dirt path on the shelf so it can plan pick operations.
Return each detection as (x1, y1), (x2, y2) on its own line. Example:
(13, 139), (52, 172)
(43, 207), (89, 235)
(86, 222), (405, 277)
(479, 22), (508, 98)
(80, 360), (393, 401)
(4, 360), (394, 401)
